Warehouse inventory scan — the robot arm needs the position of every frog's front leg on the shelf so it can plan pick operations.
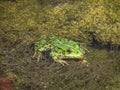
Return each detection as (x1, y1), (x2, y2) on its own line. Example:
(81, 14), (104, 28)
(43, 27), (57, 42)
(50, 52), (68, 66)
(53, 57), (69, 66)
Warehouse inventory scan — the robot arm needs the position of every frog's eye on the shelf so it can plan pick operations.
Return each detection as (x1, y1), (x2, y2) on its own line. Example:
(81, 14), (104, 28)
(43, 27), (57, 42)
(67, 48), (72, 53)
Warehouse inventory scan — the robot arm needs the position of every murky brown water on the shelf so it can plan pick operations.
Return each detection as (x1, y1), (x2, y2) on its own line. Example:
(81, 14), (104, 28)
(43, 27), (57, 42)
(0, 43), (120, 90)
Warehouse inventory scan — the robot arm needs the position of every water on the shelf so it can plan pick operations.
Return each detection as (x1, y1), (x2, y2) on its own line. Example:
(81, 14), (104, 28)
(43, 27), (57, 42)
(1, 45), (120, 90)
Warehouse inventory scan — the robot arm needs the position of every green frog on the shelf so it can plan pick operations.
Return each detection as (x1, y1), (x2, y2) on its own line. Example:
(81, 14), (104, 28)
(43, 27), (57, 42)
(33, 35), (88, 65)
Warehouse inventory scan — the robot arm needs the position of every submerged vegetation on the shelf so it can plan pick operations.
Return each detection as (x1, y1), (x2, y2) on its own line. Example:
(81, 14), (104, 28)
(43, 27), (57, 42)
(0, 0), (120, 90)
(0, 0), (120, 46)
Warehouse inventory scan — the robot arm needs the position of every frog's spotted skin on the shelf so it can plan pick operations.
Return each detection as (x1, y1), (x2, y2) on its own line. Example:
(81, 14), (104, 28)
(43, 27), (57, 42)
(33, 35), (88, 65)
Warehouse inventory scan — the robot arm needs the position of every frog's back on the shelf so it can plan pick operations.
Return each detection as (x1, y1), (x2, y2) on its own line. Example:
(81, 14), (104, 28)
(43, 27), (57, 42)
(49, 36), (79, 50)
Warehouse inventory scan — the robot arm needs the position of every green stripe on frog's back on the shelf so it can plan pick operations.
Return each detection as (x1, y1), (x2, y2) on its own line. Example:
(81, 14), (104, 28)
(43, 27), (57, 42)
(50, 37), (73, 49)
(49, 36), (84, 53)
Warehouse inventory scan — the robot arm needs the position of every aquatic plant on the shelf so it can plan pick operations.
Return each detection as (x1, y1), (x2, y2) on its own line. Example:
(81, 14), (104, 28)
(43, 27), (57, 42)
(1, 0), (120, 47)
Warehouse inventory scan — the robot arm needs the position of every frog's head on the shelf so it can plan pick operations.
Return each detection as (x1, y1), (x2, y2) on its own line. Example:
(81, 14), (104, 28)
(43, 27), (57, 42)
(62, 47), (85, 60)
(57, 43), (85, 60)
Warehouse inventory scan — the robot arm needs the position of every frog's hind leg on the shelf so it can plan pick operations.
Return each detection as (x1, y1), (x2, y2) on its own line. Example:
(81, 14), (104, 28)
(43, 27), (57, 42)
(33, 47), (37, 58)
(37, 52), (42, 62)
(33, 48), (42, 62)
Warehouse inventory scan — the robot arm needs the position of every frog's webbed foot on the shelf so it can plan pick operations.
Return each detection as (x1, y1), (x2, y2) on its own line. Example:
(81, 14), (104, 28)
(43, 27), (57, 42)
(54, 58), (69, 66)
